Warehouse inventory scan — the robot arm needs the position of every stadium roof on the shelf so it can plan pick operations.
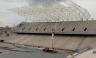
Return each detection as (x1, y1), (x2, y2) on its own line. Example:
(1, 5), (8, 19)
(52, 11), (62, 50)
(9, 0), (91, 22)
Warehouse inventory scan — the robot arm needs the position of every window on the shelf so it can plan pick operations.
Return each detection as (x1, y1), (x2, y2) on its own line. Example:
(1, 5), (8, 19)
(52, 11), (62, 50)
(72, 28), (75, 31)
(36, 28), (39, 31)
(62, 28), (65, 31)
(29, 28), (31, 30)
(22, 27), (25, 30)
(84, 27), (87, 31)
(52, 29), (54, 31)
(43, 28), (46, 31)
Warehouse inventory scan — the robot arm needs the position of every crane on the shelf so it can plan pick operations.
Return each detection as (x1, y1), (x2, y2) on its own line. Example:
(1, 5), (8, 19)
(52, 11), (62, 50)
(43, 30), (58, 53)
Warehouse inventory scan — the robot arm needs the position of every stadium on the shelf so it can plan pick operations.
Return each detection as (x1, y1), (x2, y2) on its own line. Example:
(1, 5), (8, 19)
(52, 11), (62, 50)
(0, 0), (96, 58)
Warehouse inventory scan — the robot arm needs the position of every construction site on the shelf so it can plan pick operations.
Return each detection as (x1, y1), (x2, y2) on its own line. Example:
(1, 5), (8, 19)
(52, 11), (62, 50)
(0, 0), (96, 58)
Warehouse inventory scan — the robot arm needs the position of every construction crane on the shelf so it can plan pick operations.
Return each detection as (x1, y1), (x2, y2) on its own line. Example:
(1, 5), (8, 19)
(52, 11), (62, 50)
(43, 30), (58, 53)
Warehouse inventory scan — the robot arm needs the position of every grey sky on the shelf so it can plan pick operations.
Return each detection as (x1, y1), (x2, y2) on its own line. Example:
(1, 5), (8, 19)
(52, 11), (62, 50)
(28, 0), (63, 6)
(0, 0), (96, 27)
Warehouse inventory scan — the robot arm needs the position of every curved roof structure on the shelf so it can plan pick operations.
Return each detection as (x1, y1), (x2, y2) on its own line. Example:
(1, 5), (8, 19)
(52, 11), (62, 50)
(9, 0), (91, 22)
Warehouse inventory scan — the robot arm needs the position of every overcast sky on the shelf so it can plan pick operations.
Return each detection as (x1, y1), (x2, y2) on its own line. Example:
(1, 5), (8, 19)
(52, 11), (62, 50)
(0, 0), (96, 27)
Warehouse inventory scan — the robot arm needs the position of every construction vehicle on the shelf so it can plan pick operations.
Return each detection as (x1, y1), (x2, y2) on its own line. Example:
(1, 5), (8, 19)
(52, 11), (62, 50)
(43, 30), (58, 53)
(43, 47), (58, 53)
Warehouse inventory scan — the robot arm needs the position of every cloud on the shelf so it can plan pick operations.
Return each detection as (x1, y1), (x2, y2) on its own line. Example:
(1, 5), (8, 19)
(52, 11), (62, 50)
(0, 19), (7, 23)
(0, 14), (26, 27)
(72, 0), (96, 19)
(0, 17), (9, 27)
(28, 0), (64, 6)
(0, 0), (28, 27)
(0, 0), (27, 3)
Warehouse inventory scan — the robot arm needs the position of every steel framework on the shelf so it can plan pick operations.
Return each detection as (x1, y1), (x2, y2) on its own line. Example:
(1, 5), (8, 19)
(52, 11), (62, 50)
(9, 0), (91, 22)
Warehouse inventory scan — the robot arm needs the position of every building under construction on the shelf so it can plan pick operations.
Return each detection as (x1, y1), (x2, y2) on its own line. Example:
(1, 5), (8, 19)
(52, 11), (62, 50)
(0, 0), (96, 58)
(4, 20), (96, 51)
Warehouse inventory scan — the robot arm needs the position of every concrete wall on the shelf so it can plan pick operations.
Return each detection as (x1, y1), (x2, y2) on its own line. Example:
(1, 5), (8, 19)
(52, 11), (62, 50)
(4, 33), (96, 50)
(4, 20), (96, 50)
(13, 20), (96, 35)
